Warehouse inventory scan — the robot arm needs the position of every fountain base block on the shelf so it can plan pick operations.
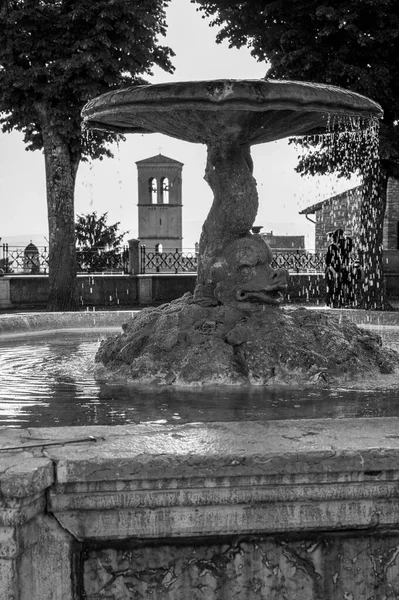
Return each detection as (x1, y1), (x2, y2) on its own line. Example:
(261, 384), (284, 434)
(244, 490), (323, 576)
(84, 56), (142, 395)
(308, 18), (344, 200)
(96, 293), (399, 386)
(3, 419), (399, 599)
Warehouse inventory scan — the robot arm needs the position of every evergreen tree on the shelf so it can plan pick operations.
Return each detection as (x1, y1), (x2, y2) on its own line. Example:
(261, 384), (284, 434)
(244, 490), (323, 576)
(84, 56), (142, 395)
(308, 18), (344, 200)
(0, 0), (174, 310)
(75, 211), (128, 272)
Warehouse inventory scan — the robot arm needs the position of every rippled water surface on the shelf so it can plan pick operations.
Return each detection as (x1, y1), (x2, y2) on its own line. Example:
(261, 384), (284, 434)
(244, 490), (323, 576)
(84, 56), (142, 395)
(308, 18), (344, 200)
(1, 326), (399, 428)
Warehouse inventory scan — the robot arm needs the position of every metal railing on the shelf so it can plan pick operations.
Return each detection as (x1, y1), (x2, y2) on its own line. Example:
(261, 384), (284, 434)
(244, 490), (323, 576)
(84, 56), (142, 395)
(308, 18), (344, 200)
(76, 246), (129, 273)
(140, 246), (198, 274)
(139, 246), (325, 274)
(1, 244), (49, 274)
(1, 244), (129, 274)
(1, 243), (326, 276)
(271, 249), (326, 273)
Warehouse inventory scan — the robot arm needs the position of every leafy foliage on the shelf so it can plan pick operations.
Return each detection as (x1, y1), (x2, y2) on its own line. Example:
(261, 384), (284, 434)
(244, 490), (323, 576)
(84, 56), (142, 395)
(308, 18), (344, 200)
(75, 211), (128, 272)
(0, 0), (174, 309)
(193, 0), (399, 177)
(194, 0), (399, 308)
(0, 0), (174, 163)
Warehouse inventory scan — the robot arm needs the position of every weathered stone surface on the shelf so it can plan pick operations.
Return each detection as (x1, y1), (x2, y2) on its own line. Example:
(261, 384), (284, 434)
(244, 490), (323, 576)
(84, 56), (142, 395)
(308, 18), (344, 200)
(0, 458), (54, 498)
(82, 79), (382, 142)
(0, 278), (11, 309)
(0, 310), (138, 338)
(52, 498), (399, 542)
(196, 233), (289, 307)
(35, 418), (399, 540)
(0, 526), (18, 559)
(36, 418), (399, 481)
(82, 533), (399, 600)
(0, 495), (46, 528)
(19, 515), (76, 600)
(3, 419), (399, 598)
(96, 294), (399, 386)
(0, 557), (16, 600)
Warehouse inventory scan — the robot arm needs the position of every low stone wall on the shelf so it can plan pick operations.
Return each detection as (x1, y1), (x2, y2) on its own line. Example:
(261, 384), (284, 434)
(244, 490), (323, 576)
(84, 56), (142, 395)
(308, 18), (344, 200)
(3, 419), (399, 599)
(8, 274), (138, 308)
(0, 278), (11, 309)
(3, 273), (328, 310)
(3, 271), (399, 310)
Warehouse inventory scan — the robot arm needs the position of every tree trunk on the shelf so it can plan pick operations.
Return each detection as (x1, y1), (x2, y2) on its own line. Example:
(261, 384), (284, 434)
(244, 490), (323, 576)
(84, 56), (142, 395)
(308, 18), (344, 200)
(195, 142), (258, 299)
(41, 122), (79, 311)
(359, 170), (388, 310)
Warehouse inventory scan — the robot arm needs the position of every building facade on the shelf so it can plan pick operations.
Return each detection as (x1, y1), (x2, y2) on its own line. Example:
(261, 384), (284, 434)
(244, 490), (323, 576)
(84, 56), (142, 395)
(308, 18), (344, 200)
(136, 154), (183, 252)
(300, 178), (399, 254)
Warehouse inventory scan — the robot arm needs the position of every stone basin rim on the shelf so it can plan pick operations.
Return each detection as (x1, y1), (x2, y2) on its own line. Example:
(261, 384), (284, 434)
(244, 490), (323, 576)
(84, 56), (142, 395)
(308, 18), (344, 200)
(0, 308), (398, 337)
(82, 78), (383, 135)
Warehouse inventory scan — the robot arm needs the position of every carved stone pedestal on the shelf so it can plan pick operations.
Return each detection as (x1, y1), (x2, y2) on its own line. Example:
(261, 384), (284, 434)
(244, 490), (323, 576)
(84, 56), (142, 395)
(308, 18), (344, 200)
(3, 419), (399, 598)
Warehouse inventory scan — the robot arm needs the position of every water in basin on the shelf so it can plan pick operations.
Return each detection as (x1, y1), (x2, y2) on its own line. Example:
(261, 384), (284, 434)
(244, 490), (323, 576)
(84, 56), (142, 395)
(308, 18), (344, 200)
(1, 324), (399, 428)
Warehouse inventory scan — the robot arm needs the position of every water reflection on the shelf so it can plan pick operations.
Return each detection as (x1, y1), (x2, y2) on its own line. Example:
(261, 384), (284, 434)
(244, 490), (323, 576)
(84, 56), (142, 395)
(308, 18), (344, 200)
(1, 329), (399, 428)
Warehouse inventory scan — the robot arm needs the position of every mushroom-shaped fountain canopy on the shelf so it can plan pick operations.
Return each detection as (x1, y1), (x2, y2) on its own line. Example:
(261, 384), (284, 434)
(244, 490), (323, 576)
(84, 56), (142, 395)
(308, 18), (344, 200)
(81, 79), (383, 145)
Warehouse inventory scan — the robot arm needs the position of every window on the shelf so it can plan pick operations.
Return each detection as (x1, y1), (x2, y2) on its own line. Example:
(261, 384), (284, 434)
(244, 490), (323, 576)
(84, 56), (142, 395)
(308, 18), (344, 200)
(160, 177), (169, 204)
(149, 177), (157, 204)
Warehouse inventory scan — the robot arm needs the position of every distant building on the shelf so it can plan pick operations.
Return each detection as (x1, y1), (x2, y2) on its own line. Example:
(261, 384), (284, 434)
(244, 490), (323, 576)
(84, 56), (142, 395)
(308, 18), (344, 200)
(136, 153), (183, 252)
(299, 178), (399, 253)
(261, 230), (305, 250)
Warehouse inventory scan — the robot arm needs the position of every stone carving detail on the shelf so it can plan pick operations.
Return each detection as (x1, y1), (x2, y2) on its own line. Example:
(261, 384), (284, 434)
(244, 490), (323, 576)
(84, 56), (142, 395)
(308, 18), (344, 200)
(83, 533), (399, 599)
(209, 234), (289, 306)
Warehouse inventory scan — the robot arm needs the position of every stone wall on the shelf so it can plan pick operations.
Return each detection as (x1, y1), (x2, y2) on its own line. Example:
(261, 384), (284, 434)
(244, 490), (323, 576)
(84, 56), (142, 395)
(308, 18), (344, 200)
(8, 274), (138, 308)
(313, 178), (399, 254)
(4, 419), (399, 599)
(82, 532), (399, 599)
(3, 270), (399, 311)
(315, 187), (362, 253)
(384, 178), (399, 250)
(3, 273), (328, 310)
(0, 279), (11, 308)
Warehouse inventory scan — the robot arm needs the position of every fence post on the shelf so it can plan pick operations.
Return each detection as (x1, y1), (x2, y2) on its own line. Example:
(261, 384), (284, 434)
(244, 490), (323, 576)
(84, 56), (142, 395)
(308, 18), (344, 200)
(2, 243), (8, 273)
(140, 245), (146, 274)
(128, 238), (140, 274)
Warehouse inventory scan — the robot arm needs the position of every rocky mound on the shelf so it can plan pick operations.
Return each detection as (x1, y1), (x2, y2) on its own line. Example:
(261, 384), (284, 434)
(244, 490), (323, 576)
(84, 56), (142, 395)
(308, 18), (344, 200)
(95, 293), (399, 386)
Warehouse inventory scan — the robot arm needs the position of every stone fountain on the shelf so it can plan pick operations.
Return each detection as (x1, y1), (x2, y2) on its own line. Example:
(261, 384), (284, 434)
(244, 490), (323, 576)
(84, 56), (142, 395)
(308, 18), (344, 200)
(3, 79), (399, 600)
(82, 79), (398, 386)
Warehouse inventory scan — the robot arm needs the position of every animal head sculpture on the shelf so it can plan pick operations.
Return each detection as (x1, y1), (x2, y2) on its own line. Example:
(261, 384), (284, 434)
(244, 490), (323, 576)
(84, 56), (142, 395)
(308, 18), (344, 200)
(209, 235), (289, 306)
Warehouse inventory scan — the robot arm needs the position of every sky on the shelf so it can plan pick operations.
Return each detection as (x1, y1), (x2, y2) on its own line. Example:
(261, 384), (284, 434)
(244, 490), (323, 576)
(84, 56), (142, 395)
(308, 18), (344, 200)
(0, 0), (356, 250)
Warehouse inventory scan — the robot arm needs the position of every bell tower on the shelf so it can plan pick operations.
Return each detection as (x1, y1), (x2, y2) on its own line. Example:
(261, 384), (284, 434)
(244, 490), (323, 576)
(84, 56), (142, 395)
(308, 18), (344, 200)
(136, 154), (183, 252)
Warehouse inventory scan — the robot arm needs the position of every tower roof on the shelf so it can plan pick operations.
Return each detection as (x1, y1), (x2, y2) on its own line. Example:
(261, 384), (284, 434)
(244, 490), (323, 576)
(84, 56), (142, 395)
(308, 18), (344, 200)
(136, 153), (184, 167)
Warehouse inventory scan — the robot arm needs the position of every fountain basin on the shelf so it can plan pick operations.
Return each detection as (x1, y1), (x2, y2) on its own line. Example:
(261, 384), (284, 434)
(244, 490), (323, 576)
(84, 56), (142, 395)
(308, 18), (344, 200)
(2, 309), (399, 429)
(82, 79), (382, 143)
(2, 310), (399, 598)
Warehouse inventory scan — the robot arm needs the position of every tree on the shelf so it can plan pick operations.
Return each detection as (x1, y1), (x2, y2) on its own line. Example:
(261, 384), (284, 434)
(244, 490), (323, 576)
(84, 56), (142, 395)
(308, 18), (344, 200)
(75, 211), (128, 272)
(193, 0), (399, 309)
(0, 0), (174, 310)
